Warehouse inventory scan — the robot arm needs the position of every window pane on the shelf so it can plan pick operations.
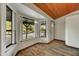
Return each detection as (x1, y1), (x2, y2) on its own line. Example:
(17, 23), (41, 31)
(22, 19), (35, 40)
(22, 24), (26, 40)
(27, 22), (35, 39)
(6, 6), (12, 47)
(40, 21), (46, 37)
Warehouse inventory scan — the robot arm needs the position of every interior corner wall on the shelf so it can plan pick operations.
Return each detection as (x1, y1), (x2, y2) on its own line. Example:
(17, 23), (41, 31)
(55, 17), (65, 41)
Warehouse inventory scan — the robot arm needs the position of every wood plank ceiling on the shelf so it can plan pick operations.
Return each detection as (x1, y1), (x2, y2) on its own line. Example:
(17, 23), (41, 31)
(34, 3), (79, 19)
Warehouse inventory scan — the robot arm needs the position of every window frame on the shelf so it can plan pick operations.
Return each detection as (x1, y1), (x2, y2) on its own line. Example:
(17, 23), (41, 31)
(6, 5), (13, 48)
(22, 19), (35, 41)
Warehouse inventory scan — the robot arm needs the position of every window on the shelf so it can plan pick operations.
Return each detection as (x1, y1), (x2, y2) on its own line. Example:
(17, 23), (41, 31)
(6, 6), (13, 47)
(22, 23), (26, 40)
(22, 17), (35, 40)
(40, 21), (46, 37)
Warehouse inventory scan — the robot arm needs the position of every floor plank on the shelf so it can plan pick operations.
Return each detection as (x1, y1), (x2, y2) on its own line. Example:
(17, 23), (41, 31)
(16, 40), (79, 56)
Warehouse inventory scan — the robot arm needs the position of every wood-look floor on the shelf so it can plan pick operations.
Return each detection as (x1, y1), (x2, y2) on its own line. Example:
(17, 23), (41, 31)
(16, 40), (79, 56)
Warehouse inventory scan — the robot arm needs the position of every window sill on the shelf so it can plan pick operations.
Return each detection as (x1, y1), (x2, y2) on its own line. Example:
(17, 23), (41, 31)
(5, 44), (17, 53)
(20, 37), (37, 42)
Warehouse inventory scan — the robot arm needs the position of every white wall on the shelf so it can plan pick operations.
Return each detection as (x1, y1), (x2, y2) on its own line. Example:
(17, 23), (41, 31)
(46, 20), (54, 42)
(0, 4), (1, 55)
(1, 3), (6, 56)
(55, 17), (65, 41)
(65, 15), (79, 48)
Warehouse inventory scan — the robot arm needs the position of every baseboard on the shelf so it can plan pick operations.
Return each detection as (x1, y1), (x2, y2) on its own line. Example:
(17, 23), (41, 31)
(55, 38), (65, 41)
